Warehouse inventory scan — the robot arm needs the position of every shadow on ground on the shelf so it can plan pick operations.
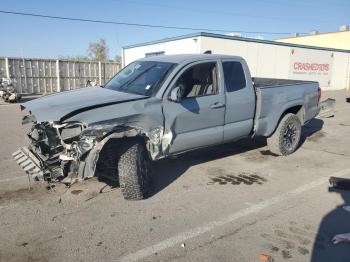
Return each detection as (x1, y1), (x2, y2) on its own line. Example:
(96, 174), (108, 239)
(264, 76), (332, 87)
(300, 118), (324, 145)
(149, 118), (324, 198)
(311, 188), (350, 262)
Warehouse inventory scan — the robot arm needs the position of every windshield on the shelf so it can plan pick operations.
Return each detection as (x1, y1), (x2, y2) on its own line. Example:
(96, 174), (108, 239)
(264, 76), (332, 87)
(104, 61), (175, 96)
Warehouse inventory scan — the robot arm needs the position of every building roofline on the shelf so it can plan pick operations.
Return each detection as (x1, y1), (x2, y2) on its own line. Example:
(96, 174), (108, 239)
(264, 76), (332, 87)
(123, 32), (203, 49)
(122, 32), (350, 53)
(276, 30), (350, 40)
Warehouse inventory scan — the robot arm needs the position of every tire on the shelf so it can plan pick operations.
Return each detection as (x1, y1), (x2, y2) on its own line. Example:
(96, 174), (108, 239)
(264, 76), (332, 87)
(267, 113), (301, 156)
(118, 140), (151, 200)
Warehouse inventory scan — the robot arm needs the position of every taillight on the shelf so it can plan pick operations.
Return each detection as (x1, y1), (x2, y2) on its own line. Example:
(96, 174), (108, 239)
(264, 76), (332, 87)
(317, 87), (321, 104)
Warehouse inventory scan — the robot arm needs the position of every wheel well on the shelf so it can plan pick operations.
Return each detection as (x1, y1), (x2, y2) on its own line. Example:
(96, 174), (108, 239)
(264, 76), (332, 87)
(281, 105), (304, 123)
(95, 136), (147, 186)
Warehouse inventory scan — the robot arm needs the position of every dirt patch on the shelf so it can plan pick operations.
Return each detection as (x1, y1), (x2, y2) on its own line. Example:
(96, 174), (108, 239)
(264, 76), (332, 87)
(71, 189), (83, 195)
(242, 149), (278, 163)
(0, 184), (53, 204)
(260, 150), (279, 157)
(307, 131), (326, 142)
(261, 221), (324, 260)
(207, 168), (267, 186)
(281, 250), (292, 259)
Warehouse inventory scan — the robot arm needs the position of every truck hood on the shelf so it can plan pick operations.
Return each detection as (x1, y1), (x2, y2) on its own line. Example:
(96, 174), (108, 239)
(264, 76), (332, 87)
(21, 86), (148, 123)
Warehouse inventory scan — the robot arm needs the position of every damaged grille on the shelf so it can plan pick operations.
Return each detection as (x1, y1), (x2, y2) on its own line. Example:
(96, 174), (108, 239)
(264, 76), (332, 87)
(27, 123), (65, 181)
(12, 147), (44, 180)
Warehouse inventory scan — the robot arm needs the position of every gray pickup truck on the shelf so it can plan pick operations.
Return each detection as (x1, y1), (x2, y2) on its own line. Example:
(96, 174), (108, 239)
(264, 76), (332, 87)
(13, 54), (320, 200)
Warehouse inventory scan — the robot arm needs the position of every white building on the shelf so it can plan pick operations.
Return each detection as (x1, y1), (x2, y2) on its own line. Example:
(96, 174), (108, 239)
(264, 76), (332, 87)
(122, 32), (350, 90)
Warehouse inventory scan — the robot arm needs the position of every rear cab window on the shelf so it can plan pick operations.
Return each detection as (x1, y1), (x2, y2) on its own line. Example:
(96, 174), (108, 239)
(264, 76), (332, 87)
(222, 61), (246, 92)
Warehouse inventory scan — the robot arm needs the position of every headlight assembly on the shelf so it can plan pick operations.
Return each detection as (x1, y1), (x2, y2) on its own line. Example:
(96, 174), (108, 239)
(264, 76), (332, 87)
(60, 124), (83, 141)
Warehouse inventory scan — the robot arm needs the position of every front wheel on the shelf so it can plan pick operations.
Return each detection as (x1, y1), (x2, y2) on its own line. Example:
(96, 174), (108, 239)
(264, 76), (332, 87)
(267, 113), (301, 156)
(118, 140), (151, 200)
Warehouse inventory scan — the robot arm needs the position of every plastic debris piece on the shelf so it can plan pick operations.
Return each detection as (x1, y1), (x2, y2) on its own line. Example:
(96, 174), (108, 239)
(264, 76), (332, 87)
(318, 98), (335, 118)
(259, 254), (273, 261)
(343, 206), (350, 212)
(181, 243), (186, 248)
(332, 233), (350, 244)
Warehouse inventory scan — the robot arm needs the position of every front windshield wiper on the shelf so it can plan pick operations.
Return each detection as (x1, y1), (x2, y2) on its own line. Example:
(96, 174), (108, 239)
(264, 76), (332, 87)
(119, 64), (157, 91)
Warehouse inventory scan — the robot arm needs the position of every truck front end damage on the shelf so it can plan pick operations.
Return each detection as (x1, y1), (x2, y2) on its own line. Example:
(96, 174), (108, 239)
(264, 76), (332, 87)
(13, 120), (91, 182)
(13, 111), (168, 184)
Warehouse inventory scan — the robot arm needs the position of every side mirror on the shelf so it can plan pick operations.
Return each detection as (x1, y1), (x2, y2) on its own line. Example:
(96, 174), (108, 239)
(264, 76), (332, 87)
(169, 85), (184, 102)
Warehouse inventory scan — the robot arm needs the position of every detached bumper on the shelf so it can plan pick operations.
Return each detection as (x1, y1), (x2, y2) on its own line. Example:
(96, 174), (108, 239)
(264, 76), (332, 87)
(12, 147), (44, 180)
(318, 98), (336, 118)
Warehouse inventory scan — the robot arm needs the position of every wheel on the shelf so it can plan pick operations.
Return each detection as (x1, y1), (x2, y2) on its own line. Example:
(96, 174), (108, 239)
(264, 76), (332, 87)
(118, 139), (151, 200)
(267, 113), (301, 156)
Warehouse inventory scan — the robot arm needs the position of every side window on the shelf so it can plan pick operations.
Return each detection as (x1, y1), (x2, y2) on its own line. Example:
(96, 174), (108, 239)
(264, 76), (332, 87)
(175, 62), (218, 98)
(222, 61), (246, 92)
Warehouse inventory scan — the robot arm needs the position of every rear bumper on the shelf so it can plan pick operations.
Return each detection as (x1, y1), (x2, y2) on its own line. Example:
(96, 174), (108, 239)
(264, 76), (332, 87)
(318, 98), (335, 118)
(12, 147), (44, 180)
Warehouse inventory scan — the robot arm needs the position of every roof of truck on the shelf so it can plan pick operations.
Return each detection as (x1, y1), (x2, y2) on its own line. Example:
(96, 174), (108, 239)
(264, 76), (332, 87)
(138, 54), (242, 63)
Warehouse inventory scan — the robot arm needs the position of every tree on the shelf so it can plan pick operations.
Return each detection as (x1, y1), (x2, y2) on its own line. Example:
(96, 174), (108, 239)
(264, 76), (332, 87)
(87, 39), (109, 61)
(114, 55), (122, 64)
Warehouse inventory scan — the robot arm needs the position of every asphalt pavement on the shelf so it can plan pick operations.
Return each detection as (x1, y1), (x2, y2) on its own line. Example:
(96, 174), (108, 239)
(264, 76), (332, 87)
(0, 90), (350, 262)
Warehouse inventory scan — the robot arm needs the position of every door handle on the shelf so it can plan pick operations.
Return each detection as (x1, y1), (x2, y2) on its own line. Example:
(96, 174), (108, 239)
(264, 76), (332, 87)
(210, 102), (225, 109)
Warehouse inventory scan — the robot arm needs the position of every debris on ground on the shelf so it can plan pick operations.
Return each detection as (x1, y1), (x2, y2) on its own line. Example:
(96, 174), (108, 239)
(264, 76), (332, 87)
(332, 233), (350, 244)
(181, 243), (186, 248)
(329, 176), (350, 190)
(318, 98), (335, 118)
(259, 254), (274, 261)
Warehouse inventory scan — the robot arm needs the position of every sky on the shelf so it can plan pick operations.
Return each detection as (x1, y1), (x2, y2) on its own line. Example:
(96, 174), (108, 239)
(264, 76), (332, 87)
(0, 0), (349, 59)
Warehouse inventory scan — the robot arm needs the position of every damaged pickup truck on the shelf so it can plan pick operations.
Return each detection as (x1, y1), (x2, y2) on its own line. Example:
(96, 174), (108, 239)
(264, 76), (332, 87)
(13, 54), (321, 200)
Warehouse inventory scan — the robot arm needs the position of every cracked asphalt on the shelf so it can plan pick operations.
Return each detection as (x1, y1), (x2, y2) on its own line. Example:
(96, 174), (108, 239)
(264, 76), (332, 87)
(0, 90), (350, 262)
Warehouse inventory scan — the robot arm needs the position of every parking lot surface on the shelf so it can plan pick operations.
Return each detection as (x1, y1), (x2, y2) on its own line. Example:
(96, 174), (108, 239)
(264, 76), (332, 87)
(0, 90), (350, 262)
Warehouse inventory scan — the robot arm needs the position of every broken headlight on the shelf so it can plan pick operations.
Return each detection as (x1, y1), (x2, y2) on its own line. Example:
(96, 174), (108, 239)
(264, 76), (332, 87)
(61, 126), (82, 140)
(57, 123), (84, 142)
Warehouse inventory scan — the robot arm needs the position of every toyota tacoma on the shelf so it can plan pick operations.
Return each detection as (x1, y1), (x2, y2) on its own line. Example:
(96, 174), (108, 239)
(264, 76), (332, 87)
(13, 54), (321, 200)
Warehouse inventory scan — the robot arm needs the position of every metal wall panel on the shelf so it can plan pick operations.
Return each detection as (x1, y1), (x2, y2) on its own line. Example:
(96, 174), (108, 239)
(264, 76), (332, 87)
(0, 58), (7, 79)
(0, 57), (121, 94)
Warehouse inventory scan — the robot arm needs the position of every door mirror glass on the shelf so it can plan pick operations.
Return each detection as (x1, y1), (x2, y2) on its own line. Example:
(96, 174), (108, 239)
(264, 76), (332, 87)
(169, 85), (184, 102)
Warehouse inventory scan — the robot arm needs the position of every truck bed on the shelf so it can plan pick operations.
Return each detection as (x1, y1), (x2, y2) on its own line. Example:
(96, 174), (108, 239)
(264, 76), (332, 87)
(253, 79), (319, 137)
(253, 77), (316, 88)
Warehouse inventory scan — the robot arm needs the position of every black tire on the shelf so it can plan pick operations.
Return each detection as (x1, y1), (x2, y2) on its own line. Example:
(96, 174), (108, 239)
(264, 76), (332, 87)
(267, 113), (301, 156)
(118, 140), (151, 200)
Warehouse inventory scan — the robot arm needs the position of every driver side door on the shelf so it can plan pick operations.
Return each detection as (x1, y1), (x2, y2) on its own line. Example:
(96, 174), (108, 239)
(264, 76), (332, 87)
(162, 60), (225, 154)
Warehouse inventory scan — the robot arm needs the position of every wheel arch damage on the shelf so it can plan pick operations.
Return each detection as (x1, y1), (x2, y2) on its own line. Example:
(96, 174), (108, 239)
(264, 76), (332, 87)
(77, 122), (173, 181)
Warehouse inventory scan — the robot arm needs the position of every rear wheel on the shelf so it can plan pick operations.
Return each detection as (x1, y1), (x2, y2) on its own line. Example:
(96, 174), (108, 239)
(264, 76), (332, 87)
(118, 140), (151, 200)
(267, 113), (301, 156)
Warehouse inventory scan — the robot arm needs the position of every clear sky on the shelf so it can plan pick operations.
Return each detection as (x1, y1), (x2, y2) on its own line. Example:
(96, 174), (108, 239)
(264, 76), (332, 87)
(1, 0), (349, 59)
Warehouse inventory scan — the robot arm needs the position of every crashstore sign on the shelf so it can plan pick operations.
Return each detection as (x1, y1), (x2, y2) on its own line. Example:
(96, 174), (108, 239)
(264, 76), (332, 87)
(289, 48), (333, 87)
